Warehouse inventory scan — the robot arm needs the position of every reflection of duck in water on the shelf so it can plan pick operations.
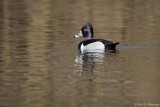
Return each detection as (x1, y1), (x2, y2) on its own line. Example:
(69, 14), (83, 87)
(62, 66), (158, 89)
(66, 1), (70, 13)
(74, 23), (119, 53)
(75, 52), (105, 75)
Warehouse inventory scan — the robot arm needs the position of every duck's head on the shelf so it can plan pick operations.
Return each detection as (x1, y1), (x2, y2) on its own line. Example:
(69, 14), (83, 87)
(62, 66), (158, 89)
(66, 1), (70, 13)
(74, 23), (93, 40)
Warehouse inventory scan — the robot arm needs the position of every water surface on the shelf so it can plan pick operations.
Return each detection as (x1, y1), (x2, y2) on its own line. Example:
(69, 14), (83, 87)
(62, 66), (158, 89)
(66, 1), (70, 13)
(0, 0), (160, 107)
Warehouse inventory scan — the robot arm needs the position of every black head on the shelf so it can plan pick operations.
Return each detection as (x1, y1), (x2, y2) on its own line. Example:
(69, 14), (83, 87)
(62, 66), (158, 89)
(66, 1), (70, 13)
(74, 23), (94, 40)
(81, 23), (94, 39)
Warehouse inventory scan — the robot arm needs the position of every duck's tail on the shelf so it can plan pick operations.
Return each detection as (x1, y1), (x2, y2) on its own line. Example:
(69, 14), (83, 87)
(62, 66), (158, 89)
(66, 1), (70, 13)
(106, 42), (119, 52)
(110, 42), (119, 49)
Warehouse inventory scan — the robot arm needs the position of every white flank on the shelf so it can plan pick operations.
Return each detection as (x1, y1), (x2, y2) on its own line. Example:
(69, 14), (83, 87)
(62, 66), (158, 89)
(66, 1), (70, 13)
(81, 42), (105, 53)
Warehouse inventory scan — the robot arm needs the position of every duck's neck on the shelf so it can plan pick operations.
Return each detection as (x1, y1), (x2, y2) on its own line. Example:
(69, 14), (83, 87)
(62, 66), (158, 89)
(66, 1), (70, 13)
(84, 32), (93, 40)
(84, 37), (92, 40)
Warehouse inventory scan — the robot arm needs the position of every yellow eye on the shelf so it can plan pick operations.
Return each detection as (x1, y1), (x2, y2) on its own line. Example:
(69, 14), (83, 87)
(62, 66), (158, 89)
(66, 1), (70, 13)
(84, 29), (86, 31)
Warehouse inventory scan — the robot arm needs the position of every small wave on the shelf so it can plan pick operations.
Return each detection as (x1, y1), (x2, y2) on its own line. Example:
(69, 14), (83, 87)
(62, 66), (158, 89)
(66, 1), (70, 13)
(117, 46), (159, 49)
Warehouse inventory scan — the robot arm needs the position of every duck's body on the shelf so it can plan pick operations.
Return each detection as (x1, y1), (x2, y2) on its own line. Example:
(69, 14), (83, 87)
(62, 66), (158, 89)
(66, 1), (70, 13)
(74, 23), (119, 53)
(78, 39), (119, 52)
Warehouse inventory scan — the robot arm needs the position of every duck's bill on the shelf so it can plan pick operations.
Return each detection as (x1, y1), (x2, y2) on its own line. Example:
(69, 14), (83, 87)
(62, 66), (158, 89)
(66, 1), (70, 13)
(74, 31), (82, 37)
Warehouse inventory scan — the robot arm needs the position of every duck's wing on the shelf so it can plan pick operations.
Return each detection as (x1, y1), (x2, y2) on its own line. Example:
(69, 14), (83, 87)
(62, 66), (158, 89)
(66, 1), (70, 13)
(98, 39), (119, 51)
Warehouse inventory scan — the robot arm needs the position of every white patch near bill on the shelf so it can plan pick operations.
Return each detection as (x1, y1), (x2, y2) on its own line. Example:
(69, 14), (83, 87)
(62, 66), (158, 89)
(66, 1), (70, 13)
(74, 31), (83, 37)
(81, 42), (105, 53)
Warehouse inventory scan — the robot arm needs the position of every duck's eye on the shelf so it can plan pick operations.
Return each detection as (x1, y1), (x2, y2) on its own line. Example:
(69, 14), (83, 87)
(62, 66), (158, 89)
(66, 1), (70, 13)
(84, 29), (86, 31)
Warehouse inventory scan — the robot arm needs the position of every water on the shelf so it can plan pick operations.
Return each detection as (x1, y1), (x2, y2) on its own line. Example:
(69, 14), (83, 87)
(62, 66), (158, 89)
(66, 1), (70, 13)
(0, 0), (160, 107)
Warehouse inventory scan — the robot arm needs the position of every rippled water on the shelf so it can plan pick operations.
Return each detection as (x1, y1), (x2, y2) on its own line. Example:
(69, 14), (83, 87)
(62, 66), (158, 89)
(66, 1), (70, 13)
(0, 0), (160, 107)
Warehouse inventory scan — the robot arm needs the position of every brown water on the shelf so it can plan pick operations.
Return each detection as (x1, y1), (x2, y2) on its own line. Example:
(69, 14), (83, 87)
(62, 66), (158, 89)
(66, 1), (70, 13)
(0, 0), (160, 107)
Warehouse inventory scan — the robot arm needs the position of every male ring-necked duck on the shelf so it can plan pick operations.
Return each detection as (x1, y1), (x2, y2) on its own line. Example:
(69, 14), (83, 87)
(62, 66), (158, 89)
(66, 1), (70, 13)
(74, 23), (119, 53)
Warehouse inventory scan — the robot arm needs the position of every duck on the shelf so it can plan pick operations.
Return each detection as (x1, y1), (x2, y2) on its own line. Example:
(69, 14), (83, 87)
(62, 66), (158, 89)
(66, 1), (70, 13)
(74, 23), (119, 53)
